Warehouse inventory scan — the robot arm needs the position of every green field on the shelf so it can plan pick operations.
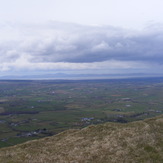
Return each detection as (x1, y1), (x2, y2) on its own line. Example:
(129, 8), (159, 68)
(0, 78), (163, 148)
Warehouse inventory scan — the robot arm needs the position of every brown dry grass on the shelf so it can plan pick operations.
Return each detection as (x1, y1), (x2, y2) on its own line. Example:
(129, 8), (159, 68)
(0, 115), (162, 163)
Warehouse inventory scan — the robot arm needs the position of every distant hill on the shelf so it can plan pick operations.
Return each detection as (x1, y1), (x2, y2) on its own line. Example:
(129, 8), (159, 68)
(1, 73), (163, 80)
(0, 115), (162, 163)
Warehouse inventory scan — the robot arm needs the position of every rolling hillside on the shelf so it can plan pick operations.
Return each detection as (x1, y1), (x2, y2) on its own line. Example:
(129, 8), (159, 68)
(0, 115), (163, 163)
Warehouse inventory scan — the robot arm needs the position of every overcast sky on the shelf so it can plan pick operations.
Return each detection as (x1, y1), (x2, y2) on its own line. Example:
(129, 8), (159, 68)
(0, 0), (163, 77)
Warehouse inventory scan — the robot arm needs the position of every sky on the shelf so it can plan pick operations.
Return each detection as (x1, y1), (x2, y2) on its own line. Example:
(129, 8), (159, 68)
(0, 0), (163, 77)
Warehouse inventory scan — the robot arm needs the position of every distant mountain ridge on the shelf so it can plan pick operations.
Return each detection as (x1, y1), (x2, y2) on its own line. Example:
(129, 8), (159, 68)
(0, 73), (163, 80)
(0, 115), (162, 163)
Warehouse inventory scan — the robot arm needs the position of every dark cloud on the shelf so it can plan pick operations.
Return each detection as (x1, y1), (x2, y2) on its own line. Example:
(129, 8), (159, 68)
(0, 21), (163, 69)
(26, 23), (163, 64)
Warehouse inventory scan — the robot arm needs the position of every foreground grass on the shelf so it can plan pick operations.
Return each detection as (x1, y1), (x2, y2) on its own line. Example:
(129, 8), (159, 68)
(0, 115), (163, 163)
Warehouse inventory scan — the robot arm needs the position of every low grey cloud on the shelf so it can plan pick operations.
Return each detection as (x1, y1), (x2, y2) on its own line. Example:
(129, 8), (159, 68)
(0, 21), (163, 73)
(31, 25), (163, 64)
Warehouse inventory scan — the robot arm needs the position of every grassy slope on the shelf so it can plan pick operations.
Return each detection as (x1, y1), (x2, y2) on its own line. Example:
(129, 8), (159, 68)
(0, 115), (162, 163)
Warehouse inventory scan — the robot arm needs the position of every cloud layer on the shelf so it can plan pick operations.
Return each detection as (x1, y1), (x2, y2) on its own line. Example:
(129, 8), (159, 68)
(0, 21), (163, 74)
